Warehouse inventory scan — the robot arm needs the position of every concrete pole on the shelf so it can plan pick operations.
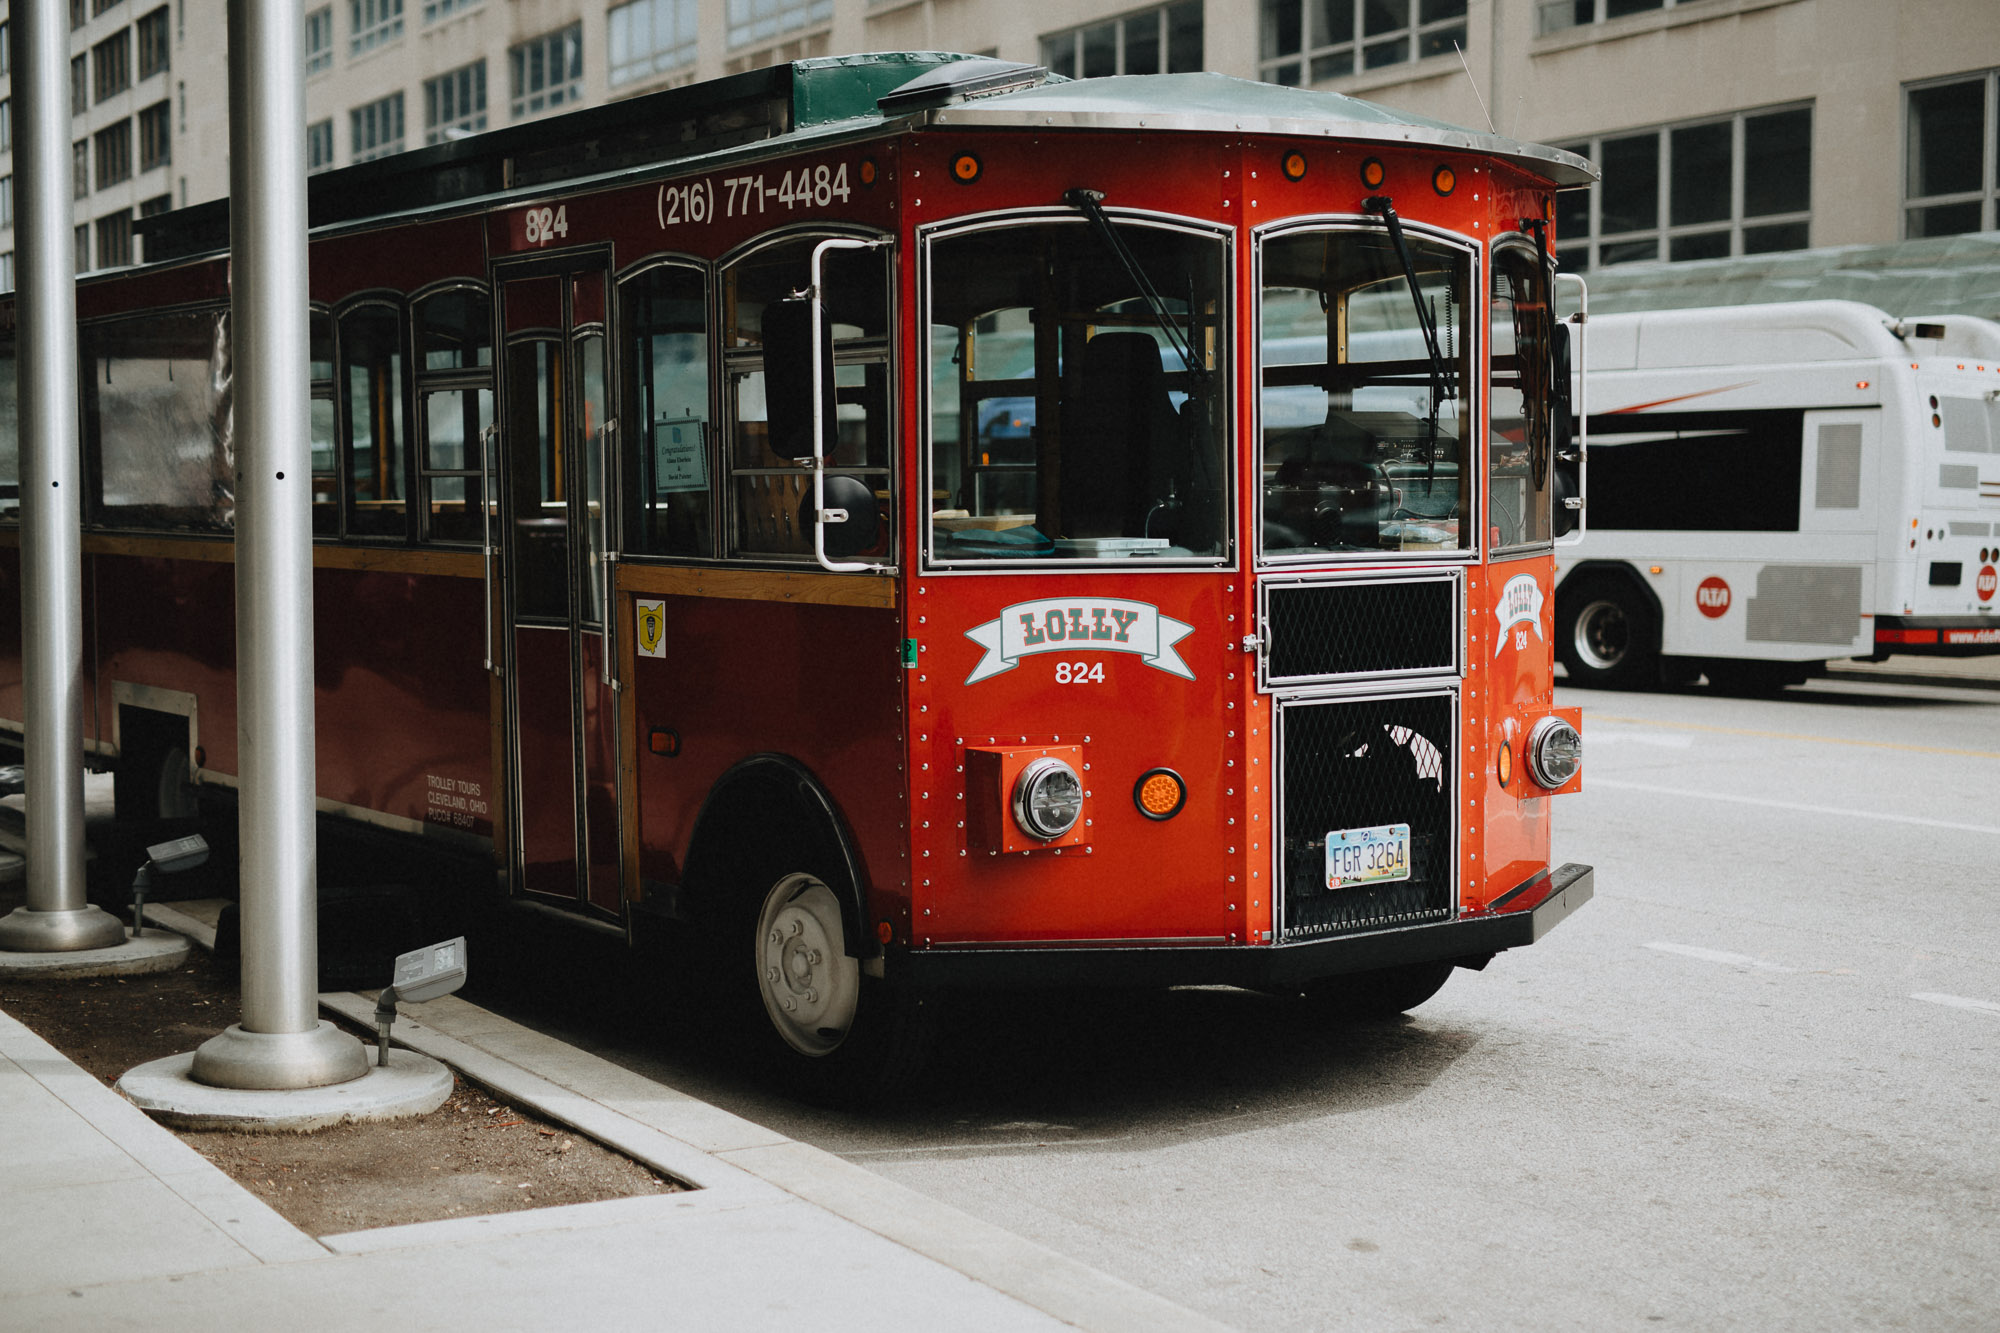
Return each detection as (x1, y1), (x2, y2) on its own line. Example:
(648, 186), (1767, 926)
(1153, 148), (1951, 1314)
(190, 0), (365, 1089)
(0, 0), (127, 953)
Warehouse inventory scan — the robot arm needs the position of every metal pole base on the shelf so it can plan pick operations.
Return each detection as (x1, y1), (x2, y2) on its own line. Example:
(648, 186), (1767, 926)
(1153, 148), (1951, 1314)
(0, 904), (128, 952)
(189, 1020), (369, 1091)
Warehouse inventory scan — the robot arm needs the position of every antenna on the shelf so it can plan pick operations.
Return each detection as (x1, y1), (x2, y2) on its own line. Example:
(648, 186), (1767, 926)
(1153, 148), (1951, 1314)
(1454, 41), (1497, 135)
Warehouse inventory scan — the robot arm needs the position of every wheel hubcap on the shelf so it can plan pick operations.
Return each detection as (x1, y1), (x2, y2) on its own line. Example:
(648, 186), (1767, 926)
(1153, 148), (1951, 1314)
(755, 874), (859, 1057)
(1574, 599), (1630, 671)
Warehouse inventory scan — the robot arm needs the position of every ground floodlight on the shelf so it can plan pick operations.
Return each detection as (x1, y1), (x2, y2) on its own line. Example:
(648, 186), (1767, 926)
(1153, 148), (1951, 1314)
(130, 834), (211, 936)
(372, 937), (468, 1066)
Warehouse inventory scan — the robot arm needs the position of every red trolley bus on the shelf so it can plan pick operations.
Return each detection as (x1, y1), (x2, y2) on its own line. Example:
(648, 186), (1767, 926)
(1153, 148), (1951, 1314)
(0, 53), (1594, 1094)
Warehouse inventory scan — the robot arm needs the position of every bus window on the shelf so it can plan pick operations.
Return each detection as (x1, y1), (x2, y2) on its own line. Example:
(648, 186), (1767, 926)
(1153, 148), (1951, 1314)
(1490, 241), (1553, 551)
(310, 309), (337, 536)
(722, 236), (890, 563)
(83, 308), (234, 532)
(926, 217), (1228, 562)
(413, 285), (493, 544)
(339, 302), (408, 538)
(621, 263), (711, 558)
(1259, 227), (1471, 558)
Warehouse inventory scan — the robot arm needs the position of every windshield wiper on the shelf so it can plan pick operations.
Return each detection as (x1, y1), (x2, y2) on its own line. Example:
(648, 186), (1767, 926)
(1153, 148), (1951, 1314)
(1063, 188), (1204, 381)
(1361, 194), (1454, 472)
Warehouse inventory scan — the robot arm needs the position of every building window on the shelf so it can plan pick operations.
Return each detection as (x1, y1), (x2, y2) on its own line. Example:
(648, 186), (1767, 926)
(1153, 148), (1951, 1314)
(94, 119), (133, 189)
(1042, 1), (1201, 78)
(509, 24), (582, 119)
(0, 176), (10, 229)
(609, 0), (697, 87)
(350, 0), (403, 55)
(351, 92), (404, 162)
(72, 55), (89, 115)
(0, 102), (9, 154)
(304, 6), (333, 75)
(724, 0), (831, 51)
(140, 192), (171, 216)
(138, 100), (171, 171)
(1260, 0), (1466, 86)
(422, 0), (479, 21)
(94, 0), (125, 14)
(70, 0), (87, 29)
(1554, 104), (1812, 269)
(1905, 71), (1999, 239)
(1536, 0), (1691, 35)
(93, 28), (132, 102)
(137, 6), (169, 79)
(76, 225), (90, 274)
(0, 253), (12, 294)
(0, 24), (9, 78)
(424, 60), (486, 143)
(307, 118), (335, 172)
(96, 211), (133, 269)
(74, 141), (91, 199)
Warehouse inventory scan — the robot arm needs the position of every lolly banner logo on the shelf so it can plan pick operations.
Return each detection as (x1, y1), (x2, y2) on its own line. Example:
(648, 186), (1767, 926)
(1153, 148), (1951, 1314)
(965, 599), (1195, 684)
(1493, 573), (1545, 658)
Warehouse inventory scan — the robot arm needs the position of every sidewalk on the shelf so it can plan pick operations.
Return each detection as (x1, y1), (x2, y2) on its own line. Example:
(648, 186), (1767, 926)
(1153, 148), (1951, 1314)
(1, 931), (1230, 1333)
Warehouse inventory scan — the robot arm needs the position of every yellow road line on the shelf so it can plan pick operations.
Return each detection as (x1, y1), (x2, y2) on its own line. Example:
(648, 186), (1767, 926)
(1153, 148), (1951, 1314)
(1588, 713), (2000, 761)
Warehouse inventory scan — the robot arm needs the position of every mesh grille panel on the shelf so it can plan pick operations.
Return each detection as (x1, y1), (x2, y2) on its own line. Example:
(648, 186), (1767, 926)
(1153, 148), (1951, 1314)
(1278, 691), (1455, 940)
(1265, 578), (1456, 681)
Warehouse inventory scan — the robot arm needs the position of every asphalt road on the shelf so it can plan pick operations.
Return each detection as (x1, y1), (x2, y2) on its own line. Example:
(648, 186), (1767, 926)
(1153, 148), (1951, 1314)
(481, 671), (2000, 1331)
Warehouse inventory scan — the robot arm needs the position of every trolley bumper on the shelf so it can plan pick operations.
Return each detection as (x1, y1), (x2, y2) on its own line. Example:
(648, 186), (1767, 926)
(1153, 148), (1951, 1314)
(895, 862), (1593, 991)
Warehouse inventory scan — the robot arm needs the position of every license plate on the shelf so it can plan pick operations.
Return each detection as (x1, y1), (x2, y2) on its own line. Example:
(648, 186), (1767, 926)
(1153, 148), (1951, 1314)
(1325, 823), (1411, 890)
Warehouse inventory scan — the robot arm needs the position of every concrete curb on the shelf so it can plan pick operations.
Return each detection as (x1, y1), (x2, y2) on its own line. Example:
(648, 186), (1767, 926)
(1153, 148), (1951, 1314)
(319, 990), (1235, 1333)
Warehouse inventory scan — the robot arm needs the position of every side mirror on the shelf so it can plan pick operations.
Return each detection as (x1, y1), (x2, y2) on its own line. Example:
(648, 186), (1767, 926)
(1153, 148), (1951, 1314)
(1550, 321), (1581, 537)
(800, 473), (881, 560)
(763, 295), (835, 462)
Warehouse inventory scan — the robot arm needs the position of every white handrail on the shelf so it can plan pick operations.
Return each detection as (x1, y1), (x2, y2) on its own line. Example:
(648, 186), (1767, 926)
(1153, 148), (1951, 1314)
(1555, 271), (1588, 547)
(806, 237), (890, 574)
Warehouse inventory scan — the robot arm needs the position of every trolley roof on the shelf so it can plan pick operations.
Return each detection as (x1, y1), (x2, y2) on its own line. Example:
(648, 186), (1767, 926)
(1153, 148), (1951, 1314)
(138, 51), (1592, 265)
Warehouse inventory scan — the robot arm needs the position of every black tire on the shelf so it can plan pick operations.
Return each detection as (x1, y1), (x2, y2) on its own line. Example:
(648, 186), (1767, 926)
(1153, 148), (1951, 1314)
(1296, 960), (1456, 1020)
(1556, 576), (1658, 689)
(731, 867), (936, 1105)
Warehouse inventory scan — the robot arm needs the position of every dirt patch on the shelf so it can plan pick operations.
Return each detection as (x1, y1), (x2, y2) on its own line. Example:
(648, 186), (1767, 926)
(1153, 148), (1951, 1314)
(0, 889), (682, 1236)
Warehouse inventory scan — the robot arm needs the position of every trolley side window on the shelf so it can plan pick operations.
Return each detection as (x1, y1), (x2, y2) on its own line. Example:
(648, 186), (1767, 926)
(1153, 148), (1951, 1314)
(926, 218), (1228, 562)
(722, 236), (891, 564)
(413, 284), (493, 545)
(1259, 228), (1472, 558)
(311, 309), (338, 536)
(0, 328), (16, 523)
(621, 262), (711, 558)
(82, 308), (234, 533)
(1490, 241), (1554, 550)
(338, 301), (409, 538)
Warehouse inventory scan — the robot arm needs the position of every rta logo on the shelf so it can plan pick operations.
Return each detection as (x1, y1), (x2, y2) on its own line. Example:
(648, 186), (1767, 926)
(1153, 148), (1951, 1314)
(1696, 576), (1732, 618)
(1978, 565), (1998, 603)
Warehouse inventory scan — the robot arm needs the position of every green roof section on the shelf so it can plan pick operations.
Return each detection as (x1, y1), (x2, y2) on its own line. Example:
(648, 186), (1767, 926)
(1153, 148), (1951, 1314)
(1577, 232), (2000, 322)
(789, 51), (992, 127)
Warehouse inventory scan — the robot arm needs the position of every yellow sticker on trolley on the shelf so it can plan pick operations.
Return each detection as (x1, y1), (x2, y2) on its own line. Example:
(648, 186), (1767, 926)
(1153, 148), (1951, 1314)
(636, 600), (665, 658)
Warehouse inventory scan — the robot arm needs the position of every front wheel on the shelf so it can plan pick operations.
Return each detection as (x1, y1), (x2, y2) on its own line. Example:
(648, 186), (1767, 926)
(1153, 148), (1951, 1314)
(741, 871), (936, 1103)
(1557, 578), (1658, 689)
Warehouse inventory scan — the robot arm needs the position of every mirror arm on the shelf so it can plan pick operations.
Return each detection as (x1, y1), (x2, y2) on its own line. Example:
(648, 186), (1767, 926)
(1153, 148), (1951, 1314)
(807, 236), (890, 574)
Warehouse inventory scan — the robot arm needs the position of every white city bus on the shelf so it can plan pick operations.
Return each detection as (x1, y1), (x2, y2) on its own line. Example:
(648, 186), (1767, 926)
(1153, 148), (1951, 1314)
(1554, 299), (2000, 689)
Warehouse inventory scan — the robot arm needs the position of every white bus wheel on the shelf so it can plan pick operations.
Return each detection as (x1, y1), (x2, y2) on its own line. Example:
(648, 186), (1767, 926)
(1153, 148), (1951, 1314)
(753, 873), (862, 1058)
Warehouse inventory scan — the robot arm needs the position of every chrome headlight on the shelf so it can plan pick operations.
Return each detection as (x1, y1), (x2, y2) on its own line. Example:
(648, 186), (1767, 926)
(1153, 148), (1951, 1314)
(1012, 757), (1083, 841)
(1525, 716), (1582, 788)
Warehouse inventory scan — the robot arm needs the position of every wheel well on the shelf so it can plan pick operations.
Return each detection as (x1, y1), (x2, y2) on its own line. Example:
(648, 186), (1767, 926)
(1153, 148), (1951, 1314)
(1558, 560), (1663, 628)
(114, 704), (198, 822)
(682, 754), (875, 960)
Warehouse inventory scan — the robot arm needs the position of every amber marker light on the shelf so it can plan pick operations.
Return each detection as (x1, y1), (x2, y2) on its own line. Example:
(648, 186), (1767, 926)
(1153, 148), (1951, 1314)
(952, 152), (982, 184)
(1496, 740), (1513, 789)
(1281, 151), (1308, 181)
(1360, 157), (1385, 189)
(877, 921), (894, 944)
(1134, 768), (1187, 820)
(859, 158), (878, 186)
(1432, 164), (1456, 196)
(649, 728), (680, 756)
